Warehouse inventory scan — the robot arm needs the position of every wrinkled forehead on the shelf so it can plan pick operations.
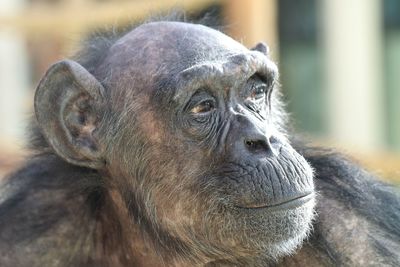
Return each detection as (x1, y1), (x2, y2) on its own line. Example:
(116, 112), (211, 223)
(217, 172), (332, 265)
(104, 21), (276, 99)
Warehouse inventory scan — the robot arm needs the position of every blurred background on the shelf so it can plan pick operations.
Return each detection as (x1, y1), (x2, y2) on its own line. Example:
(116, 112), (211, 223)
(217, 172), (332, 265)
(0, 0), (399, 182)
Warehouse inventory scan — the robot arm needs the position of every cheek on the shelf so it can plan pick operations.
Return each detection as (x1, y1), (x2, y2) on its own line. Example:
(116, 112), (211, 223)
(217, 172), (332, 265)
(150, 175), (212, 239)
(145, 152), (205, 212)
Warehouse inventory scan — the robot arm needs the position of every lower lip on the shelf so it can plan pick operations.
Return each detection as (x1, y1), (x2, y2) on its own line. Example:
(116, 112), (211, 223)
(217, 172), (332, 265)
(236, 193), (315, 212)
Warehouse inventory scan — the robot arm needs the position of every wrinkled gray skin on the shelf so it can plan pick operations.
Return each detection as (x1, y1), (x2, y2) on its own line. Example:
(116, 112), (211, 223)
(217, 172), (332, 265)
(1, 21), (398, 267)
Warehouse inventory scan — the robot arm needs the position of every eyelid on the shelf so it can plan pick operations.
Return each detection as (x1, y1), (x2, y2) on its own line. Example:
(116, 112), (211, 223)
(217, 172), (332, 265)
(250, 70), (277, 88)
(184, 89), (217, 113)
(190, 99), (216, 114)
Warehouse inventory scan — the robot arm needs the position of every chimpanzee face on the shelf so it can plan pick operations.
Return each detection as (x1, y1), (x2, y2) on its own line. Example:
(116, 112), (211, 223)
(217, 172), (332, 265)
(101, 22), (315, 260)
(35, 21), (315, 263)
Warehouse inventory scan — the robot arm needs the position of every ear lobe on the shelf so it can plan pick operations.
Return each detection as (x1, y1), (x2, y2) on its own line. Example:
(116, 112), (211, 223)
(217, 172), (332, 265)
(34, 59), (106, 169)
(251, 42), (270, 55)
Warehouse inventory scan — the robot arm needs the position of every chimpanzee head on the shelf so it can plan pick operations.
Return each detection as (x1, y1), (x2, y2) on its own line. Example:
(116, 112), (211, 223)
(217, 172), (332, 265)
(34, 22), (315, 264)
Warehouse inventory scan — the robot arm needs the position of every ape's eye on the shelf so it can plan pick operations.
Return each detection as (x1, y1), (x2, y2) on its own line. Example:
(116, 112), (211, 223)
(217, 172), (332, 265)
(190, 100), (215, 114)
(250, 85), (267, 100)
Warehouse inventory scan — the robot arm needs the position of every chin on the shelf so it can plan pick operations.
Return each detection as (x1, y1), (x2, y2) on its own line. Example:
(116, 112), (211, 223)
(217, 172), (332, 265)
(219, 195), (316, 261)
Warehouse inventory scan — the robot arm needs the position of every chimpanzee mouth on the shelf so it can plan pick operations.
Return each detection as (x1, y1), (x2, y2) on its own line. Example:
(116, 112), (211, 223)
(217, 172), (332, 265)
(236, 192), (315, 212)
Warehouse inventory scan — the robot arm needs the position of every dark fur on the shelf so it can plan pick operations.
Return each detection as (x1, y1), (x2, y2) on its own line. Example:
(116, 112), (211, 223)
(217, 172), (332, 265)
(1, 15), (399, 267)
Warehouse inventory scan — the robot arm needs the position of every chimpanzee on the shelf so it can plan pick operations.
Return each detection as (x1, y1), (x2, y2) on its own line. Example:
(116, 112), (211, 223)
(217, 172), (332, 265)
(0, 17), (399, 267)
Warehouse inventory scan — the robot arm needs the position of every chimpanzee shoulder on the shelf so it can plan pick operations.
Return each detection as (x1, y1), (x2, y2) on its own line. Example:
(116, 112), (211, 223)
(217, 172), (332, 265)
(0, 155), (105, 266)
(302, 146), (400, 236)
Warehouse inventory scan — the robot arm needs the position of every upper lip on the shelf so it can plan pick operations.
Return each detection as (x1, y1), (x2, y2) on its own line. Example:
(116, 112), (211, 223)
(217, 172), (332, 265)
(236, 192), (314, 210)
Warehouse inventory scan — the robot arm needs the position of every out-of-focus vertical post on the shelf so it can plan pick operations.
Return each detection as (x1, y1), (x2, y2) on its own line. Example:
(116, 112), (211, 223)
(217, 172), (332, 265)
(320, 0), (384, 151)
(0, 0), (29, 150)
(223, 0), (278, 59)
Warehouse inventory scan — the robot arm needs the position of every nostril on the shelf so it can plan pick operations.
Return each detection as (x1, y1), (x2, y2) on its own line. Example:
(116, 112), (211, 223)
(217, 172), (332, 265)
(244, 139), (264, 151)
(269, 136), (279, 144)
(244, 136), (281, 155)
(245, 139), (256, 149)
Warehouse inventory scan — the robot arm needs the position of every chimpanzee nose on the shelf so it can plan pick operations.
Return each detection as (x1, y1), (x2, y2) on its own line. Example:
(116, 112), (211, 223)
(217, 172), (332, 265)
(243, 133), (280, 156)
(228, 111), (282, 157)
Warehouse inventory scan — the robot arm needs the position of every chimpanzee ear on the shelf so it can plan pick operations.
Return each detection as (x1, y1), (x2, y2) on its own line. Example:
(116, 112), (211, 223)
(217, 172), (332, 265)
(251, 42), (270, 55)
(34, 60), (106, 169)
